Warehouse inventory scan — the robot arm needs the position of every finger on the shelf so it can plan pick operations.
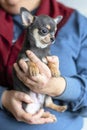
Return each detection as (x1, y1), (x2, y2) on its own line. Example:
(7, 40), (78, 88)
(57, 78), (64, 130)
(16, 110), (54, 124)
(19, 110), (46, 124)
(14, 64), (37, 90)
(29, 118), (54, 124)
(46, 56), (59, 66)
(13, 62), (44, 93)
(32, 109), (44, 119)
(13, 59), (28, 73)
(13, 63), (24, 75)
(20, 110), (32, 122)
(22, 115), (54, 124)
(14, 108), (33, 123)
(20, 109), (44, 124)
(29, 115), (55, 124)
(13, 63), (24, 81)
(47, 56), (59, 65)
(18, 59), (28, 73)
(26, 50), (51, 75)
(29, 110), (56, 124)
(14, 107), (54, 124)
(14, 91), (33, 103)
(47, 56), (59, 62)
(31, 74), (43, 82)
(31, 74), (48, 88)
(13, 63), (27, 82)
(18, 75), (37, 90)
(26, 50), (42, 66)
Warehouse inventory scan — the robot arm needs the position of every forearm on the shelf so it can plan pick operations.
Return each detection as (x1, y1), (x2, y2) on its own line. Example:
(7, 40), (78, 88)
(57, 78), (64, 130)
(54, 76), (82, 101)
(54, 75), (87, 116)
(46, 76), (66, 97)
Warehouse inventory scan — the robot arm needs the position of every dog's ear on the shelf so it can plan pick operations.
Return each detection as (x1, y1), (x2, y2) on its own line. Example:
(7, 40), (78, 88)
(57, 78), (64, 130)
(20, 7), (34, 27)
(54, 15), (63, 25)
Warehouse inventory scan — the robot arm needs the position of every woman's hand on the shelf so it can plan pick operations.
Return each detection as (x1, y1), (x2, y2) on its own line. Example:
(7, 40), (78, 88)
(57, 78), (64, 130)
(14, 50), (66, 97)
(2, 90), (54, 124)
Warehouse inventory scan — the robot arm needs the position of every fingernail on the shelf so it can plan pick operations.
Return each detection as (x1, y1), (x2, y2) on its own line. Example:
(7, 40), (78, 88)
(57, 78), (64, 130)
(26, 50), (31, 54)
(46, 119), (54, 123)
(46, 56), (52, 60)
(13, 63), (17, 67)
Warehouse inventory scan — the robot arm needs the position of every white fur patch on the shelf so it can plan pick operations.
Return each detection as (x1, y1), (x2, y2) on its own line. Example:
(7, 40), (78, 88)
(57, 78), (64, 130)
(42, 57), (48, 64)
(25, 102), (41, 114)
(33, 29), (48, 48)
(23, 58), (30, 62)
(25, 91), (45, 114)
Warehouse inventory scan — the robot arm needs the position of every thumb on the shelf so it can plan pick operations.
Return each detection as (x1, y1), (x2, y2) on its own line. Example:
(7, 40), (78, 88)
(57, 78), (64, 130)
(15, 91), (34, 104)
(46, 56), (59, 67)
(46, 56), (59, 63)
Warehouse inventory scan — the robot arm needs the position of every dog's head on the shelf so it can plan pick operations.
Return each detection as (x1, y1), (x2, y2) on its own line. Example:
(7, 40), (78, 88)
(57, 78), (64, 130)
(20, 7), (63, 48)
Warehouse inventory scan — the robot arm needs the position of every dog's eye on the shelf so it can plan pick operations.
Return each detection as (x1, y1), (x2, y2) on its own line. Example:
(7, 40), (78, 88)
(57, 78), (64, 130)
(41, 28), (48, 34)
(40, 28), (48, 35)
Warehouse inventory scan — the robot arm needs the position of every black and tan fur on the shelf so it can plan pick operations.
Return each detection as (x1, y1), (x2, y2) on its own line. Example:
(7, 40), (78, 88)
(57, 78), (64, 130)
(13, 7), (67, 121)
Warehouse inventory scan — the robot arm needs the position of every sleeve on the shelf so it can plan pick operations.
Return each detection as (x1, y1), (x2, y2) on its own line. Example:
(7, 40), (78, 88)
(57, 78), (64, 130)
(53, 11), (87, 117)
(0, 86), (7, 109)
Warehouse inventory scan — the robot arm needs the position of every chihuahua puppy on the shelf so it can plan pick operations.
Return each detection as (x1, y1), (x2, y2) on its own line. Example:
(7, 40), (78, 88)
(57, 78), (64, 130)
(13, 7), (67, 121)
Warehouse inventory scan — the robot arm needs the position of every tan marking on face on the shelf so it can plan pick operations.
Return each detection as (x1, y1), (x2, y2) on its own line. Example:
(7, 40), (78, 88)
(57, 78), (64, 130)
(33, 29), (49, 48)
(46, 24), (51, 30)
(44, 34), (50, 43)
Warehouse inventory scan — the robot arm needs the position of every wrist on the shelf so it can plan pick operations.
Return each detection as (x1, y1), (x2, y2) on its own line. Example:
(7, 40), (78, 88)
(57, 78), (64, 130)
(55, 76), (82, 101)
(56, 76), (66, 96)
(47, 76), (66, 97)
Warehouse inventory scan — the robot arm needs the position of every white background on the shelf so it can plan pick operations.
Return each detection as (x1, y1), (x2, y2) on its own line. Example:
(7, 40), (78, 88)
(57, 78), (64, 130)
(57, 0), (87, 130)
(58, 0), (87, 17)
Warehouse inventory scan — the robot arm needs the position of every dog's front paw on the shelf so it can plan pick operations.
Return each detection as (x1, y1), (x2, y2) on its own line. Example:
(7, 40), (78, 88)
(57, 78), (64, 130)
(48, 62), (60, 77)
(28, 62), (39, 76)
(51, 68), (60, 77)
(56, 105), (67, 112)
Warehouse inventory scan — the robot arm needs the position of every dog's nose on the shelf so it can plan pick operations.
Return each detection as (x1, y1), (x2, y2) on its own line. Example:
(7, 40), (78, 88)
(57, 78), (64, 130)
(50, 37), (55, 42)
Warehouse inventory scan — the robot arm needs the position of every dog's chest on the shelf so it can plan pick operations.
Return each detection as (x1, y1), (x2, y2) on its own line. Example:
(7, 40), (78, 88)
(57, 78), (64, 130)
(30, 46), (50, 61)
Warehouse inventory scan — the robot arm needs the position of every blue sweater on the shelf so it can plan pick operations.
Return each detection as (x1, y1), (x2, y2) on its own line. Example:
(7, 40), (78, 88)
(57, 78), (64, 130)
(0, 10), (87, 130)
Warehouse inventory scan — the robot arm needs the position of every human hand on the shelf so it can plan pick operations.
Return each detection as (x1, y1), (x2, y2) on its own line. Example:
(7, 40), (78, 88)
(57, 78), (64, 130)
(14, 50), (66, 97)
(13, 50), (52, 88)
(2, 90), (55, 124)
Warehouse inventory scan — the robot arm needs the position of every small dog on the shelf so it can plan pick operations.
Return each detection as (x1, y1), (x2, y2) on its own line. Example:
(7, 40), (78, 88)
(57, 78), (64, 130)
(13, 7), (67, 121)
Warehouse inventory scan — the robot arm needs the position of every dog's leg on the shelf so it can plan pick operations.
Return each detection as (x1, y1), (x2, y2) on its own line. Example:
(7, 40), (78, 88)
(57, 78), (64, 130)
(27, 61), (39, 76)
(47, 62), (60, 77)
(45, 96), (67, 112)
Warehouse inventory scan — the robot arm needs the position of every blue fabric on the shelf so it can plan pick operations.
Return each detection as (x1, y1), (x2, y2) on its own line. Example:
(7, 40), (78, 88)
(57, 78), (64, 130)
(1, 10), (87, 130)
(0, 109), (83, 130)
(12, 15), (24, 43)
(0, 86), (7, 109)
(51, 10), (87, 117)
(12, 9), (37, 43)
